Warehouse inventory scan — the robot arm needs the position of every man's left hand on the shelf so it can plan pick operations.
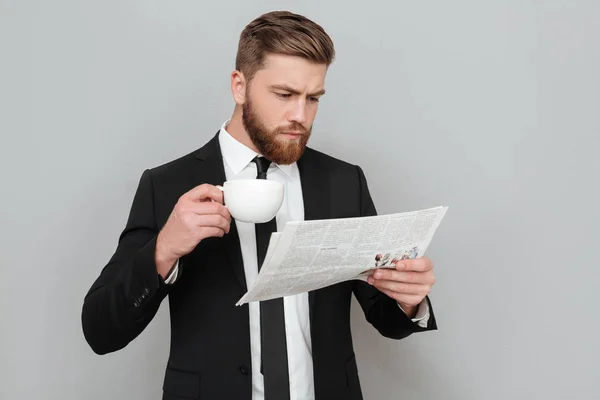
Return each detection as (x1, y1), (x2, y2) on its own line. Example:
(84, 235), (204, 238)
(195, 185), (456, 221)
(367, 257), (436, 317)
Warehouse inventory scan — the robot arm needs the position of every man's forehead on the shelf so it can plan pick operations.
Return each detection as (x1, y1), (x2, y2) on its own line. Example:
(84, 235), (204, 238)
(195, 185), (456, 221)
(254, 55), (327, 88)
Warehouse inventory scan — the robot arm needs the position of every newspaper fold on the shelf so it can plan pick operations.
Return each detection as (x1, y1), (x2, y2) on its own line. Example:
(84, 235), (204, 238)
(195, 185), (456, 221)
(236, 205), (448, 305)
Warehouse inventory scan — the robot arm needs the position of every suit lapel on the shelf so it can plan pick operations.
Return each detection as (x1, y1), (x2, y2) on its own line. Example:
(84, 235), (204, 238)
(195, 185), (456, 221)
(297, 149), (331, 326)
(298, 149), (331, 222)
(192, 133), (247, 290)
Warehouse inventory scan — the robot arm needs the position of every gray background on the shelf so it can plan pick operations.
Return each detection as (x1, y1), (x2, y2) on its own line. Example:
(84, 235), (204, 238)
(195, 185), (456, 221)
(1, 0), (598, 399)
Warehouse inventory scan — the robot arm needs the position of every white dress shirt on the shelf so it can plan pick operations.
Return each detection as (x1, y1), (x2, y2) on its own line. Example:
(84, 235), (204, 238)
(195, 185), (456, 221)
(165, 121), (430, 400)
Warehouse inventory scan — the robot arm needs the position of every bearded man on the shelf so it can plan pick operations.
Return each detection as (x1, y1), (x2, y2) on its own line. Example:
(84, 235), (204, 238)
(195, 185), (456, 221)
(82, 10), (438, 400)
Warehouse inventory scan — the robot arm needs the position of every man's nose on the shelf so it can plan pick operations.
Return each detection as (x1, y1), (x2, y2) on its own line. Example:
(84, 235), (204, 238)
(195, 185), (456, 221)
(288, 100), (307, 125)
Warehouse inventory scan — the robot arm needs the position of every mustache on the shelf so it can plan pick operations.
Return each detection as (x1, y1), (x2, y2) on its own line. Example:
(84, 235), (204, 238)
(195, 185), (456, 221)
(275, 122), (309, 135)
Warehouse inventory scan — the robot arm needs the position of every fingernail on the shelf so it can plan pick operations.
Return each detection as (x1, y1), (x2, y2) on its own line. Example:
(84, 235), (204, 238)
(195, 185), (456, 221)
(367, 277), (374, 285)
(397, 263), (406, 270)
(374, 271), (382, 278)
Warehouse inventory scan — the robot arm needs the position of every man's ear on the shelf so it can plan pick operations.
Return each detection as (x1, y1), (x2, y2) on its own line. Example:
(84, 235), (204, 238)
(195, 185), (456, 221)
(231, 71), (247, 105)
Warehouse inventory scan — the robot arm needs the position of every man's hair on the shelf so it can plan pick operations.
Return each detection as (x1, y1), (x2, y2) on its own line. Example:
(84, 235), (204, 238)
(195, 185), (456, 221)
(235, 11), (335, 83)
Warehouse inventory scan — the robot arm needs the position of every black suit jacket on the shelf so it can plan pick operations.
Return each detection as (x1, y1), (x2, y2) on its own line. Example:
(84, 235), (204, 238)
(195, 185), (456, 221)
(81, 133), (437, 400)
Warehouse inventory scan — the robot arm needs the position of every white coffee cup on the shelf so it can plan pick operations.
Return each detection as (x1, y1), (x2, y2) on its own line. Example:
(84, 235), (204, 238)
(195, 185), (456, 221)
(216, 179), (284, 223)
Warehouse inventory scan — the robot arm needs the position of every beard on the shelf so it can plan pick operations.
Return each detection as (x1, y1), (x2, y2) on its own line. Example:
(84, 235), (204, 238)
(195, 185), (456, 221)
(242, 97), (311, 165)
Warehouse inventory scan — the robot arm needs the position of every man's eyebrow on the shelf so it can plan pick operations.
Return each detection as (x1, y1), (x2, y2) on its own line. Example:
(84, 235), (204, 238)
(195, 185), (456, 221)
(269, 84), (326, 97)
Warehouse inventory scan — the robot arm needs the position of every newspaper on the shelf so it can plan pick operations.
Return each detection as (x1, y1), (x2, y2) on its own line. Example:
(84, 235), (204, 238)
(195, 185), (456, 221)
(236, 206), (448, 305)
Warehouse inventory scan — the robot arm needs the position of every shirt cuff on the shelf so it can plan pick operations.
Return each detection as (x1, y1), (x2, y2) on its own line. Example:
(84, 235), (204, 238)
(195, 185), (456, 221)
(398, 299), (430, 328)
(163, 260), (180, 284)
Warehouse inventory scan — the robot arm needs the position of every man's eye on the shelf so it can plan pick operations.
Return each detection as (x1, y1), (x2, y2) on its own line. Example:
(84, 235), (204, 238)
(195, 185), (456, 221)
(309, 97), (320, 103)
(277, 93), (291, 99)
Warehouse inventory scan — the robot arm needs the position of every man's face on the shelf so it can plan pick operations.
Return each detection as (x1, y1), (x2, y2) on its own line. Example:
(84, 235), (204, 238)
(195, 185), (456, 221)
(242, 54), (327, 165)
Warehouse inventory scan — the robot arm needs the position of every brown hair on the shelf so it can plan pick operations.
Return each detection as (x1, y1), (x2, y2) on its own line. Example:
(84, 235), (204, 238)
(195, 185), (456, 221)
(235, 11), (335, 83)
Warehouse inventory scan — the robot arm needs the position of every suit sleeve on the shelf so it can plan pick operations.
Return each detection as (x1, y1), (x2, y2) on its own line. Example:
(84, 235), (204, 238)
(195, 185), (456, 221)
(351, 165), (437, 339)
(81, 169), (173, 354)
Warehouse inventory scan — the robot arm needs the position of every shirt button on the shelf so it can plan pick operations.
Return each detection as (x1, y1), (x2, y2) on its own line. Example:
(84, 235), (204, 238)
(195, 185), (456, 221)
(239, 365), (248, 375)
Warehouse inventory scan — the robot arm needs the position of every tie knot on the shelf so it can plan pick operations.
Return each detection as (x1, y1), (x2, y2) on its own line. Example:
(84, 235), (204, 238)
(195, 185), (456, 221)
(252, 156), (272, 179)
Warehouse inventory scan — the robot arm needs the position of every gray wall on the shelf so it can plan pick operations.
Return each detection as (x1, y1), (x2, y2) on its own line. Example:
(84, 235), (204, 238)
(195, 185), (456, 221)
(1, 1), (598, 399)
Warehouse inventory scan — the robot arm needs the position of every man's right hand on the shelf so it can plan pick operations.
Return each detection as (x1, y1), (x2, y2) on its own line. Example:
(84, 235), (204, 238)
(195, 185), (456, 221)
(155, 184), (231, 278)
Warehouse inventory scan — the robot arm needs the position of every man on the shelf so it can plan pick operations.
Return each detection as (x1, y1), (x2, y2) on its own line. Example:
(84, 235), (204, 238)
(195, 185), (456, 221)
(82, 10), (437, 400)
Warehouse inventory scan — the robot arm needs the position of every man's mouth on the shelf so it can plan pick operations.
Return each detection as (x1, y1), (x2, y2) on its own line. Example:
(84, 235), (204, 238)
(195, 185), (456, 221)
(280, 132), (304, 139)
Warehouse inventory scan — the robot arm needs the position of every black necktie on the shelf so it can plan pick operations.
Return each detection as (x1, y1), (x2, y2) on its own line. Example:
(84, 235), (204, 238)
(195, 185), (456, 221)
(253, 156), (290, 400)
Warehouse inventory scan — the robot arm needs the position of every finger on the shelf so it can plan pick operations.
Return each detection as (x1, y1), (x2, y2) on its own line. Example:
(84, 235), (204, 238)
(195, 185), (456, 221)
(184, 184), (224, 204)
(372, 268), (432, 284)
(370, 279), (430, 297)
(199, 226), (228, 239)
(191, 214), (231, 233)
(394, 257), (433, 272)
(186, 201), (231, 220)
(376, 288), (423, 306)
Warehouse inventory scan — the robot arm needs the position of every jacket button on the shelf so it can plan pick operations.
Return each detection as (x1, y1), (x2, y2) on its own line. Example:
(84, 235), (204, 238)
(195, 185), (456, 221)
(143, 288), (149, 295)
(239, 365), (248, 375)
(133, 300), (140, 308)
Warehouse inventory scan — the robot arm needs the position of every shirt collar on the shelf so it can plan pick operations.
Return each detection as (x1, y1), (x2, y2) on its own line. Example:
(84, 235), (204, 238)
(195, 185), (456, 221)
(218, 120), (295, 177)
